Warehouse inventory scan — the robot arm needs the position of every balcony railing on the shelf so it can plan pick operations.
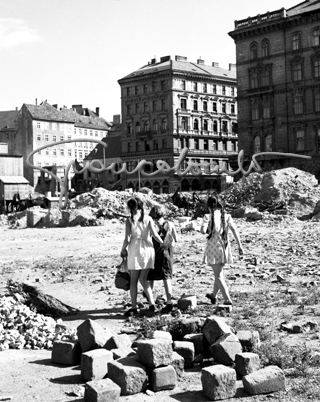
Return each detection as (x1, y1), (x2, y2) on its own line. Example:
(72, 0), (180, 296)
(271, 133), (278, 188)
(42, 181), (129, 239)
(235, 8), (286, 29)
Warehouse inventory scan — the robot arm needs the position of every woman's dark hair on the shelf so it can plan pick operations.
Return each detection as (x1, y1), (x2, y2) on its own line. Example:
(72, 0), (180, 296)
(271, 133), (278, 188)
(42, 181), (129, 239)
(149, 205), (165, 220)
(207, 196), (227, 244)
(127, 197), (144, 222)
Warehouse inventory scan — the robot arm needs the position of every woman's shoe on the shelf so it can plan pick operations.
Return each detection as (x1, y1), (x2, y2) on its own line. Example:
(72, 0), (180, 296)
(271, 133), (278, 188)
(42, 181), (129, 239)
(124, 308), (139, 317)
(148, 305), (159, 315)
(205, 293), (216, 304)
(161, 304), (173, 314)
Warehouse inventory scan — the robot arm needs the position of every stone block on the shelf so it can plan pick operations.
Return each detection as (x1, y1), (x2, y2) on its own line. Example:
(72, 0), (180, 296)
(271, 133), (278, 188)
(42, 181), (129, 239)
(180, 318), (202, 336)
(170, 351), (184, 378)
(111, 347), (135, 360)
(235, 352), (260, 376)
(151, 330), (172, 342)
(236, 330), (261, 352)
(104, 334), (131, 351)
(173, 341), (195, 368)
(81, 349), (113, 381)
(242, 365), (286, 395)
(107, 357), (147, 396)
(209, 333), (242, 365)
(177, 295), (197, 311)
(183, 333), (204, 355)
(150, 365), (177, 392)
(77, 319), (114, 353)
(137, 339), (172, 368)
(84, 378), (121, 402)
(51, 340), (81, 365)
(201, 364), (237, 400)
(202, 316), (232, 345)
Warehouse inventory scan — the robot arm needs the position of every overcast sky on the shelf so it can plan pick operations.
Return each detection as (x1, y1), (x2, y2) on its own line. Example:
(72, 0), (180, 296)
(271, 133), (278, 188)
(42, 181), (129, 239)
(0, 0), (299, 122)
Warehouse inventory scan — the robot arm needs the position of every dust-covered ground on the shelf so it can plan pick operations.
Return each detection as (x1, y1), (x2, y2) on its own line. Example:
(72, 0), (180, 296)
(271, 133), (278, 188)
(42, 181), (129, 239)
(1, 214), (320, 402)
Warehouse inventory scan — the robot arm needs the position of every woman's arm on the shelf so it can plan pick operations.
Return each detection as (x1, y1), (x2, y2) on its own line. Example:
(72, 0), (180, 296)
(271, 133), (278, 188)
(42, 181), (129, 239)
(228, 215), (244, 255)
(200, 214), (210, 235)
(121, 218), (131, 257)
(149, 218), (164, 244)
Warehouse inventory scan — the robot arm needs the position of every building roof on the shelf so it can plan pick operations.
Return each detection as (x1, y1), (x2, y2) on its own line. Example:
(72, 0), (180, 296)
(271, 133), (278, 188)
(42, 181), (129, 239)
(24, 101), (112, 130)
(0, 176), (29, 184)
(287, 0), (320, 17)
(0, 110), (19, 130)
(85, 135), (122, 161)
(119, 56), (236, 82)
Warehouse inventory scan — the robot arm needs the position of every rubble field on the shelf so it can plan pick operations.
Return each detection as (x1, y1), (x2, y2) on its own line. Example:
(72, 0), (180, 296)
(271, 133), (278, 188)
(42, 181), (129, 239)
(1, 167), (320, 402)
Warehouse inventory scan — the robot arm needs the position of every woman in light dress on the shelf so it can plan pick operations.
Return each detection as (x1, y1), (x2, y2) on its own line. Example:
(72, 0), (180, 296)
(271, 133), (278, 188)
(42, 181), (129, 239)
(201, 195), (244, 305)
(121, 197), (164, 316)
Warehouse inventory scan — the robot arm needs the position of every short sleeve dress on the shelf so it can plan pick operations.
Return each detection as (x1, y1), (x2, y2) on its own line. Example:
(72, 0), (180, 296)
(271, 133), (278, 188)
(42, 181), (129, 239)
(127, 214), (155, 271)
(202, 210), (235, 265)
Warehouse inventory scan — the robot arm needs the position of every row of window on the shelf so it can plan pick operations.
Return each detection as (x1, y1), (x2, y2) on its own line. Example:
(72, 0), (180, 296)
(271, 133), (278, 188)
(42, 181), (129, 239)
(36, 132), (105, 142)
(291, 54), (320, 82)
(179, 117), (237, 133)
(38, 148), (72, 157)
(35, 121), (106, 138)
(126, 99), (166, 115)
(249, 66), (272, 89)
(126, 119), (167, 135)
(124, 81), (236, 97)
(251, 101), (271, 120)
(292, 92), (320, 115)
(35, 121), (72, 131)
(180, 98), (236, 114)
(292, 28), (320, 51)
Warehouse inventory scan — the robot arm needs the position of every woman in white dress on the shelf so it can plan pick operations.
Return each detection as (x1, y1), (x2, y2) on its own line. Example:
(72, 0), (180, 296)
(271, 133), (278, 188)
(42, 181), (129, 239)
(121, 197), (164, 316)
(201, 195), (244, 305)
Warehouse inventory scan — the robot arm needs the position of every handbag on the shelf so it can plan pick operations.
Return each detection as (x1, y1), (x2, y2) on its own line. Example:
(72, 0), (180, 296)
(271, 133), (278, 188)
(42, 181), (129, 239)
(114, 257), (130, 291)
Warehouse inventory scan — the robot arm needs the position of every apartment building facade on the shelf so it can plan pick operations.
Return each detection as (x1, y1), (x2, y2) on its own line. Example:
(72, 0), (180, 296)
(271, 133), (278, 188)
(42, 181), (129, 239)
(229, 0), (320, 181)
(11, 101), (111, 187)
(118, 55), (238, 194)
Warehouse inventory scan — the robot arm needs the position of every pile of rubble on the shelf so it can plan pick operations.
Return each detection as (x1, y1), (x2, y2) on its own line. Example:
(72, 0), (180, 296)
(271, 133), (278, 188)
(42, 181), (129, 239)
(0, 295), (76, 351)
(50, 315), (286, 400)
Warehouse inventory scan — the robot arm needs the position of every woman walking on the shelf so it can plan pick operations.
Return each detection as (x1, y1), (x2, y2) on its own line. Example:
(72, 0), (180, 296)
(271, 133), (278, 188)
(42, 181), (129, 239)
(121, 197), (164, 316)
(148, 205), (178, 314)
(201, 195), (244, 305)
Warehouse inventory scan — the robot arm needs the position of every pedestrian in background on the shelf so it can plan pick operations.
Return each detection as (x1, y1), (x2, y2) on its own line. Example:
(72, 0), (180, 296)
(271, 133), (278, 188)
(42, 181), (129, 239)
(201, 195), (244, 305)
(148, 205), (178, 313)
(121, 197), (164, 316)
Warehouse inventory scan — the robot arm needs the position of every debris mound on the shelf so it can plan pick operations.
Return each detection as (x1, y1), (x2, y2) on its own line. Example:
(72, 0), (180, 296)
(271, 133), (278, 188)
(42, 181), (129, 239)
(220, 173), (262, 206)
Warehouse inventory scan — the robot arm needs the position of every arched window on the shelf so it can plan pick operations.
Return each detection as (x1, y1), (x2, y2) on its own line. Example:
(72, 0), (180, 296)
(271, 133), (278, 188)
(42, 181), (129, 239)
(143, 120), (149, 132)
(181, 178), (190, 191)
(252, 103), (259, 120)
(135, 122), (140, 133)
(162, 179), (169, 194)
(126, 123), (132, 134)
(213, 120), (218, 132)
(254, 135), (261, 153)
(250, 42), (258, 59)
(152, 119), (158, 131)
(161, 118), (167, 131)
(203, 120), (208, 131)
(265, 134), (272, 151)
(153, 180), (160, 195)
(262, 39), (270, 57)
(193, 119), (199, 130)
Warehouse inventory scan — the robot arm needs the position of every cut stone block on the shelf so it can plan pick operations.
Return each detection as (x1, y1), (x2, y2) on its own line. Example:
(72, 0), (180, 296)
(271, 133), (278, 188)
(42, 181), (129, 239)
(151, 365), (177, 391)
(236, 330), (261, 352)
(173, 341), (195, 368)
(183, 333), (204, 355)
(151, 330), (172, 342)
(180, 318), (201, 336)
(242, 365), (286, 395)
(81, 349), (113, 381)
(170, 351), (184, 378)
(235, 352), (260, 376)
(84, 378), (121, 402)
(202, 316), (232, 345)
(201, 364), (237, 400)
(111, 347), (135, 360)
(77, 319), (114, 353)
(209, 333), (242, 365)
(177, 295), (197, 311)
(107, 357), (147, 396)
(51, 340), (81, 365)
(137, 339), (172, 368)
(104, 334), (131, 351)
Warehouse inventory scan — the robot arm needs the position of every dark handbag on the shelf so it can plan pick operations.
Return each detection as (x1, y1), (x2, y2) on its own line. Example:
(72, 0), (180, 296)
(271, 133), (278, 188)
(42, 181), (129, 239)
(115, 258), (130, 291)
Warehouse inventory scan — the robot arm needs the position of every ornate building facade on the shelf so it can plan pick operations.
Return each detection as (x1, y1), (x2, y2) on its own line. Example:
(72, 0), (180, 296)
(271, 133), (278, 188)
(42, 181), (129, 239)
(118, 55), (238, 193)
(229, 0), (320, 181)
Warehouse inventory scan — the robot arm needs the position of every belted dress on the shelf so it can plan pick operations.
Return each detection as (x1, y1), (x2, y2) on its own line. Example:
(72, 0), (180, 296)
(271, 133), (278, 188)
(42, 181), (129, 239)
(127, 214), (155, 271)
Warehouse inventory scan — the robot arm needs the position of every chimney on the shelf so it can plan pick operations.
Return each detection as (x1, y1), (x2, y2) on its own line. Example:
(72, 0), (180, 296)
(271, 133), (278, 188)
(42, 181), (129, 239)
(229, 63), (236, 71)
(95, 107), (100, 117)
(113, 114), (121, 125)
(197, 58), (205, 65)
(160, 55), (171, 62)
(151, 58), (157, 64)
(212, 62), (219, 67)
(35, 98), (37, 105)
(72, 104), (83, 115)
(52, 104), (58, 109)
(175, 55), (188, 62)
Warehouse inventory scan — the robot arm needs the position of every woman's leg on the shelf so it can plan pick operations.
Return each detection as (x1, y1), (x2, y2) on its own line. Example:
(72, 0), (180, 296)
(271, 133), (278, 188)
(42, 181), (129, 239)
(163, 279), (173, 304)
(129, 270), (140, 310)
(139, 269), (155, 307)
(211, 263), (232, 303)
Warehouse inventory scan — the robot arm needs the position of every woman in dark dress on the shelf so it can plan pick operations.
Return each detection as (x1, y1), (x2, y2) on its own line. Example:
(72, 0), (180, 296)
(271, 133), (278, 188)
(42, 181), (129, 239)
(148, 205), (178, 313)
